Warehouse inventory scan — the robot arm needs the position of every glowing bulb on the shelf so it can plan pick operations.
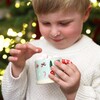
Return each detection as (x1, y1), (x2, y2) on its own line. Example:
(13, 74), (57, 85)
(90, 0), (98, 7)
(18, 32), (23, 37)
(2, 54), (7, 59)
(32, 34), (36, 38)
(0, 76), (3, 81)
(0, 35), (4, 51)
(4, 38), (11, 48)
(0, 69), (5, 75)
(7, 28), (17, 37)
(27, 1), (31, 6)
(0, 35), (4, 42)
(30, 39), (34, 41)
(32, 22), (37, 27)
(22, 30), (25, 35)
(10, 39), (15, 44)
(98, 2), (100, 7)
(23, 23), (28, 28)
(5, 48), (10, 53)
(21, 39), (26, 44)
(90, 0), (97, 3)
(86, 29), (91, 34)
(15, 0), (20, 8)
(0, 35), (4, 39)
(40, 36), (44, 39)
(11, 45), (15, 48)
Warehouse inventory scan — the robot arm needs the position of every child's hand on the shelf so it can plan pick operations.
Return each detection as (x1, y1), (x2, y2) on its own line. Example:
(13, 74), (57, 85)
(49, 60), (81, 99)
(8, 43), (42, 77)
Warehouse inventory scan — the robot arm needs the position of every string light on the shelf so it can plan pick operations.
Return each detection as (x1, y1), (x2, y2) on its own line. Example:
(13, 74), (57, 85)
(0, 35), (4, 51)
(10, 39), (15, 44)
(18, 32), (23, 37)
(21, 39), (26, 44)
(0, 69), (5, 83)
(15, 0), (20, 8)
(27, 1), (31, 6)
(2, 54), (7, 59)
(22, 30), (26, 35)
(32, 22), (37, 27)
(23, 23), (28, 29)
(15, 37), (21, 42)
(30, 39), (34, 42)
(86, 29), (91, 34)
(32, 34), (36, 38)
(4, 38), (11, 48)
(7, 28), (17, 37)
(5, 48), (10, 53)
(98, 2), (100, 7)
(90, 0), (97, 3)
(40, 36), (44, 40)
(0, 69), (5, 75)
(90, 0), (98, 7)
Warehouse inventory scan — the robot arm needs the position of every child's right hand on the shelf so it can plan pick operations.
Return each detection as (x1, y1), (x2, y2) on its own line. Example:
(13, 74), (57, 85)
(49, 60), (81, 100)
(8, 43), (42, 77)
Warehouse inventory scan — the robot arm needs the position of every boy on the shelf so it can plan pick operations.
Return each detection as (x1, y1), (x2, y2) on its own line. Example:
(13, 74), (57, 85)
(2, 0), (100, 100)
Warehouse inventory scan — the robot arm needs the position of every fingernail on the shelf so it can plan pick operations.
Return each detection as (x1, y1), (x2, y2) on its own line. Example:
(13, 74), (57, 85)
(35, 49), (39, 52)
(50, 70), (55, 75)
(62, 59), (72, 64)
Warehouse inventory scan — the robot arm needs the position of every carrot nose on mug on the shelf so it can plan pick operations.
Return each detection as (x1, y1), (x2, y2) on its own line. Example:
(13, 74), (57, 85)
(35, 57), (61, 84)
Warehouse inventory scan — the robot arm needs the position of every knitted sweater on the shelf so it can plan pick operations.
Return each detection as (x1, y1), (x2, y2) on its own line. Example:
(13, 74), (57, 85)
(2, 35), (100, 100)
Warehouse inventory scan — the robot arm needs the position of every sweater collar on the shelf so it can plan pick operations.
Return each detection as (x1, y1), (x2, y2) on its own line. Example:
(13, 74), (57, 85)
(42, 34), (92, 53)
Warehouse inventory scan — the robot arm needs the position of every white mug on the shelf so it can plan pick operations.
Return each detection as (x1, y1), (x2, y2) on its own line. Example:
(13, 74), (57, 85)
(35, 57), (61, 84)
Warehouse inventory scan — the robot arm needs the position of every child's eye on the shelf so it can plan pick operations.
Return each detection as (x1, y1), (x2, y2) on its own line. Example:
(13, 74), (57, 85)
(42, 22), (50, 26)
(60, 22), (70, 26)
(59, 20), (73, 26)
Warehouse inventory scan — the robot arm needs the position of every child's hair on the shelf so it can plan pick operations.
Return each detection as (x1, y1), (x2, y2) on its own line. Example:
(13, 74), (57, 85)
(32, 0), (91, 15)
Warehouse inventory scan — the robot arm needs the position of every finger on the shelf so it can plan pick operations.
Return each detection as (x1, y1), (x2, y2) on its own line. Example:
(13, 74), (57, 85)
(62, 59), (72, 64)
(51, 66), (69, 81)
(61, 64), (74, 76)
(9, 49), (21, 56)
(15, 43), (27, 50)
(49, 73), (68, 87)
(68, 63), (80, 73)
(15, 43), (42, 55)
(61, 59), (79, 72)
(54, 61), (74, 76)
(26, 43), (42, 53)
(8, 56), (18, 62)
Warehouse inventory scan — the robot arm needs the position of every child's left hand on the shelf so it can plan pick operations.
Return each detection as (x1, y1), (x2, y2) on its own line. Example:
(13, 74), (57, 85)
(49, 60), (81, 99)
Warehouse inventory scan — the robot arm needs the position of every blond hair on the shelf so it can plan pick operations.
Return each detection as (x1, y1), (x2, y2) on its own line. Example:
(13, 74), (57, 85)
(32, 0), (90, 15)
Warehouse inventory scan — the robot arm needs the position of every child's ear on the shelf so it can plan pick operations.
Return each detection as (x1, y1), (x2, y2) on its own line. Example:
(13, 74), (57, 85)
(83, 4), (92, 22)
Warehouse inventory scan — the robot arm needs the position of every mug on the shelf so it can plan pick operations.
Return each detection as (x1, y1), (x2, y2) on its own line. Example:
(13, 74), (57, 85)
(35, 57), (61, 84)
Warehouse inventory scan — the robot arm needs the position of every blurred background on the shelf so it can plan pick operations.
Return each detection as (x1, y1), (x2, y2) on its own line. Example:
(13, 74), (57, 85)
(0, 0), (100, 99)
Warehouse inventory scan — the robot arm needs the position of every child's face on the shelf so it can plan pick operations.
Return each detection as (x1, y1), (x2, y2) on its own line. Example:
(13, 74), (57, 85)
(37, 10), (85, 49)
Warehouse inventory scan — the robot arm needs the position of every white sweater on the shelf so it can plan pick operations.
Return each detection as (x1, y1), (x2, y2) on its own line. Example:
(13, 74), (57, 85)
(2, 35), (100, 100)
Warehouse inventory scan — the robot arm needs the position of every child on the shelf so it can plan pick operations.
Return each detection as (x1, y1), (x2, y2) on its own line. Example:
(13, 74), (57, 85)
(2, 0), (100, 100)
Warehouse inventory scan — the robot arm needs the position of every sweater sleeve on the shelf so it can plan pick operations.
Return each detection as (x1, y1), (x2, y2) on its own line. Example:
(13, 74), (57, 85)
(1, 62), (28, 100)
(75, 64), (100, 100)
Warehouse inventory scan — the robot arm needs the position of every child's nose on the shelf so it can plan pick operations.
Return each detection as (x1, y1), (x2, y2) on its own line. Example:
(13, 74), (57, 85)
(50, 27), (59, 37)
